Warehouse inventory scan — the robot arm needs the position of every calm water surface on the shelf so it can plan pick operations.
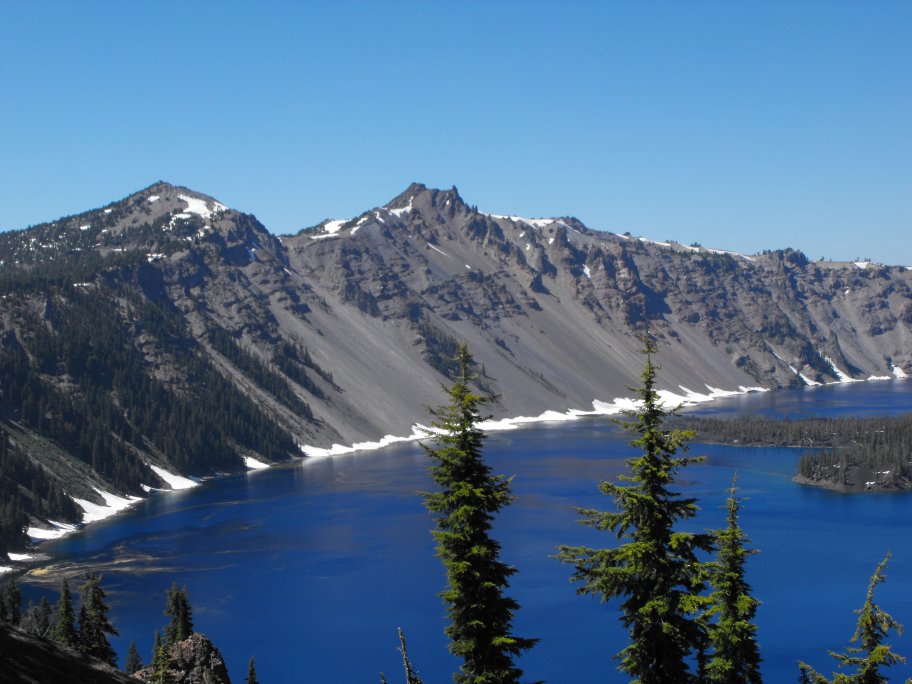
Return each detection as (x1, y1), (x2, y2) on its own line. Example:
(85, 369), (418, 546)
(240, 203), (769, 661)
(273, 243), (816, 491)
(25, 381), (912, 683)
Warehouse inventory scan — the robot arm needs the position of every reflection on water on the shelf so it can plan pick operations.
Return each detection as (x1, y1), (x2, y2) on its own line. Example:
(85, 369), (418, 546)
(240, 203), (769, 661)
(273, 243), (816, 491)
(22, 381), (912, 683)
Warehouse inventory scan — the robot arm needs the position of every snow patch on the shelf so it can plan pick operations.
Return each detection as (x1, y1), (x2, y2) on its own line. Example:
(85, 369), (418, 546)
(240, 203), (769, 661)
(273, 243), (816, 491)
(79, 225), (90, 231)
(892, 364), (908, 379)
(583, 265), (591, 279)
(426, 242), (449, 257)
(800, 373), (821, 386)
(854, 261), (870, 269)
(300, 383), (769, 461)
(71, 488), (142, 524)
(351, 215), (370, 236)
(148, 195), (160, 203)
(104, 208), (113, 214)
(322, 219), (348, 235)
(7, 552), (33, 562)
(867, 375), (892, 381)
(244, 456), (270, 470)
(389, 196), (414, 218)
(27, 520), (78, 540)
(178, 194), (226, 220)
(549, 237), (555, 245)
(148, 464), (198, 490)
(823, 356), (860, 383)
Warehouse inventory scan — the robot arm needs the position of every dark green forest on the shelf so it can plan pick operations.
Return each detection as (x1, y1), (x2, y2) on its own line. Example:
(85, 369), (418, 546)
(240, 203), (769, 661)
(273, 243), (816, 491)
(0, 270), (301, 553)
(676, 413), (912, 489)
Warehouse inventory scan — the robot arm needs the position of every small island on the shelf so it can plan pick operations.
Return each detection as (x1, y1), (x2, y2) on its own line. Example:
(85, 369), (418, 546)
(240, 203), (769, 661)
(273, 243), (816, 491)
(676, 413), (912, 493)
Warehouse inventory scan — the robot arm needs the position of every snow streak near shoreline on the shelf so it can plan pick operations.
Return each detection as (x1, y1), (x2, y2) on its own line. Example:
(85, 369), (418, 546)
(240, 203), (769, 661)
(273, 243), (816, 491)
(300, 383), (769, 458)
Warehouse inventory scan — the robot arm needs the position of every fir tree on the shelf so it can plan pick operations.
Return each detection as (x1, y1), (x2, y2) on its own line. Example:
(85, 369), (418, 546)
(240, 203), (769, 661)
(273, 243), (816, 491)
(0, 576), (21, 624)
(151, 629), (174, 684)
(50, 577), (78, 648)
(247, 656), (260, 684)
(78, 572), (119, 665)
(705, 475), (762, 683)
(798, 553), (909, 684)
(422, 343), (536, 684)
(163, 582), (193, 645)
(125, 640), (143, 675)
(557, 335), (713, 683)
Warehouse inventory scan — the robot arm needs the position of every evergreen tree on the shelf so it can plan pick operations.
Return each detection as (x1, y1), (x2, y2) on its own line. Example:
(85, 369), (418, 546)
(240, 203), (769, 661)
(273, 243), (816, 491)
(50, 577), (78, 648)
(125, 640), (143, 675)
(422, 343), (536, 684)
(557, 335), (713, 683)
(0, 576), (21, 624)
(77, 572), (119, 665)
(705, 475), (762, 683)
(163, 582), (193, 645)
(246, 656), (260, 684)
(151, 629), (174, 684)
(798, 553), (909, 684)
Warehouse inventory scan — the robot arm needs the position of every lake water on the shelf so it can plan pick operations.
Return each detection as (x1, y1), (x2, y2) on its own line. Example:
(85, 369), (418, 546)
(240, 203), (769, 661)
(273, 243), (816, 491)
(23, 380), (912, 683)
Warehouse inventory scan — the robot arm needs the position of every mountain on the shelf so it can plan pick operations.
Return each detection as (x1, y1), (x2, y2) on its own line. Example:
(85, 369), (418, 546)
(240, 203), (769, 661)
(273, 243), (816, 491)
(1, 181), (910, 553)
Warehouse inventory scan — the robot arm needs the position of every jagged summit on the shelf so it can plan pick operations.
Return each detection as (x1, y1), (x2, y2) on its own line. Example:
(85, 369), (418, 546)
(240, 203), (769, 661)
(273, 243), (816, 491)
(0, 179), (910, 554)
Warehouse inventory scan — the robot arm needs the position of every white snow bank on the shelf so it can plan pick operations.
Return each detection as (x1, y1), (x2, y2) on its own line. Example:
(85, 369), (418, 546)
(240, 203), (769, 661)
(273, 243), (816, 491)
(854, 261), (870, 269)
(79, 224), (91, 231)
(583, 265), (592, 279)
(351, 215), (370, 236)
(71, 488), (142, 524)
(823, 356), (860, 383)
(389, 196), (414, 218)
(0, 566), (11, 575)
(7, 552), (34, 561)
(148, 464), (198, 490)
(426, 242), (449, 257)
(104, 208), (113, 214)
(244, 456), (270, 470)
(178, 194), (226, 220)
(800, 373), (821, 386)
(148, 195), (160, 203)
(892, 364), (908, 379)
(27, 520), (77, 540)
(867, 375), (892, 381)
(322, 219), (348, 235)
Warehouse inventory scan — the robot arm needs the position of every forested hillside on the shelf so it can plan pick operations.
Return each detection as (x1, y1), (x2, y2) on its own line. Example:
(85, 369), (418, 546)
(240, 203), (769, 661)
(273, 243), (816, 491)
(1, 181), (910, 555)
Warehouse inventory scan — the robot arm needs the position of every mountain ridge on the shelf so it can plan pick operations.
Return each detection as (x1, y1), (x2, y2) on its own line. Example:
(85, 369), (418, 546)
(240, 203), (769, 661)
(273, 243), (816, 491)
(1, 181), (909, 556)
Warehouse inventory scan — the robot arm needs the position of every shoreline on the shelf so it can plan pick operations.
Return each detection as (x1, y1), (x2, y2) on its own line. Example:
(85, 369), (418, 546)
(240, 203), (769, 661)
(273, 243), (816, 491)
(5, 375), (908, 574)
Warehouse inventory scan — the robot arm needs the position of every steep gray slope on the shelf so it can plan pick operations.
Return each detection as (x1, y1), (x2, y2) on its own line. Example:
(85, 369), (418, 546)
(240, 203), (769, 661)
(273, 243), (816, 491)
(0, 180), (909, 537)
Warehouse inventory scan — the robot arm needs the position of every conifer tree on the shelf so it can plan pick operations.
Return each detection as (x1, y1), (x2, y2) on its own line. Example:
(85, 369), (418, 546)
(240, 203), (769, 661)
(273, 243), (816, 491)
(163, 582), (193, 645)
(50, 577), (78, 648)
(247, 656), (260, 684)
(705, 475), (762, 683)
(151, 629), (174, 684)
(0, 576), (21, 624)
(125, 640), (143, 675)
(557, 335), (713, 683)
(798, 553), (910, 684)
(78, 572), (119, 665)
(422, 343), (536, 684)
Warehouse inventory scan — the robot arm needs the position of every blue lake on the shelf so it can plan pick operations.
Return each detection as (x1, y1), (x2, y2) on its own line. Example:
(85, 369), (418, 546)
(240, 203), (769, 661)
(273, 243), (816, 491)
(24, 380), (912, 683)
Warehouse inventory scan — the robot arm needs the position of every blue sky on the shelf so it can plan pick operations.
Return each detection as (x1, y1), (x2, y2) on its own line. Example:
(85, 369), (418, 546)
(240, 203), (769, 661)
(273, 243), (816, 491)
(1, 1), (909, 264)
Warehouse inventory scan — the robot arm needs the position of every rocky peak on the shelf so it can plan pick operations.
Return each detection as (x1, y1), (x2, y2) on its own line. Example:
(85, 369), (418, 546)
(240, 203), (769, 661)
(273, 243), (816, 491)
(133, 633), (232, 684)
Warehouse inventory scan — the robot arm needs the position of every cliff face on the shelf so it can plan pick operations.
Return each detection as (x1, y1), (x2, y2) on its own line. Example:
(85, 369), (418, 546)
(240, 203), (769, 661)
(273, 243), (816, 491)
(1, 181), (909, 547)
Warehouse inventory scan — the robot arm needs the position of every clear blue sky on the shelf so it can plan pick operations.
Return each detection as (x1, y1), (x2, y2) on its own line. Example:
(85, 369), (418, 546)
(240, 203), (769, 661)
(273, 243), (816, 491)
(2, 1), (909, 264)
